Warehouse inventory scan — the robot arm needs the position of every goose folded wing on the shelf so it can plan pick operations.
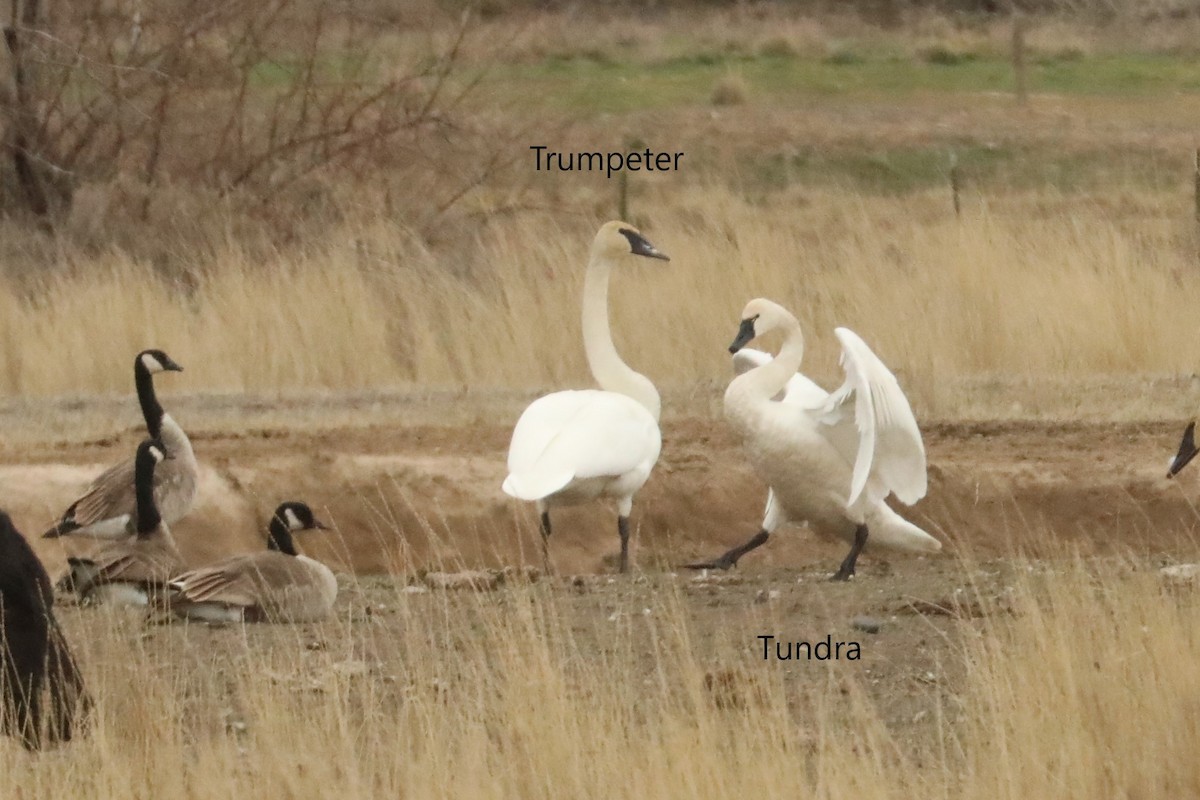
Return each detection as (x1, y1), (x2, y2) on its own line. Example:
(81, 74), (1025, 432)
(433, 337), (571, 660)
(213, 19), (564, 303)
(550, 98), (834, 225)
(63, 458), (138, 529)
(812, 328), (927, 507)
(84, 545), (178, 585)
(171, 557), (277, 607)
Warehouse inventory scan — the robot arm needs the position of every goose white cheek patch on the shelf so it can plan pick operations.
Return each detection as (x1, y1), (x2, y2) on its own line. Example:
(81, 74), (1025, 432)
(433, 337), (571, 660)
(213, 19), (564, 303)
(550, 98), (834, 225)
(285, 508), (303, 530)
(141, 353), (163, 373)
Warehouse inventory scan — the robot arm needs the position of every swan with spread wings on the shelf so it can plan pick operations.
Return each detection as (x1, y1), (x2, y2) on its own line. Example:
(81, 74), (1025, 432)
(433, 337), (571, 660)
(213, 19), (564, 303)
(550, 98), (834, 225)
(684, 298), (940, 580)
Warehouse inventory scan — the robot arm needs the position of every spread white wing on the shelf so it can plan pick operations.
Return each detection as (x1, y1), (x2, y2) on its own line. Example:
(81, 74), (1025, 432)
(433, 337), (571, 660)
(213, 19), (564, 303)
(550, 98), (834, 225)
(503, 390), (661, 501)
(815, 328), (926, 507)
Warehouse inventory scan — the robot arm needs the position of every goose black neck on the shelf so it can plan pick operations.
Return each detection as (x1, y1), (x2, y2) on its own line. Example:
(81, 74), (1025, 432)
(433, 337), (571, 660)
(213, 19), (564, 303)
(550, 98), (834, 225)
(134, 360), (165, 440)
(267, 517), (298, 556)
(135, 452), (161, 537)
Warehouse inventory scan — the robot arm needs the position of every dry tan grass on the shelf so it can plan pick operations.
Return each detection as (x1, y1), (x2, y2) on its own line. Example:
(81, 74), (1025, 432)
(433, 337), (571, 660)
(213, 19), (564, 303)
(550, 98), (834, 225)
(2, 187), (1198, 421)
(960, 558), (1200, 797)
(2, 557), (1197, 796)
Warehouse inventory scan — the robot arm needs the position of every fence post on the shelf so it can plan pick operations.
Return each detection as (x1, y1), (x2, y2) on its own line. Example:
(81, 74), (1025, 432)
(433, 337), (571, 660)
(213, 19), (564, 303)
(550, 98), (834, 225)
(1012, 14), (1028, 106)
(1193, 148), (1200, 232)
(949, 151), (961, 218)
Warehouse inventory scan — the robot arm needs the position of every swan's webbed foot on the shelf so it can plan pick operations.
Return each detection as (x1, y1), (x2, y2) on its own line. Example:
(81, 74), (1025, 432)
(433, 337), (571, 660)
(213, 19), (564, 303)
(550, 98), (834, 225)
(829, 524), (869, 582)
(681, 529), (770, 571)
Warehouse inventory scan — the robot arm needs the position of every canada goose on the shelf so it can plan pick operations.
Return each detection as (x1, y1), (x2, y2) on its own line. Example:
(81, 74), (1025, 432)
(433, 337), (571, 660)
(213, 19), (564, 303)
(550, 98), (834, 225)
(684, 299), (940, 580)
(64, 439), (185, 606)
(44, 349), (197, 540)
(1168, 421), (1198, 478)
(0, 511), (89, 749)
(502, 221), (669, 574)
(167, 502), (335, 623)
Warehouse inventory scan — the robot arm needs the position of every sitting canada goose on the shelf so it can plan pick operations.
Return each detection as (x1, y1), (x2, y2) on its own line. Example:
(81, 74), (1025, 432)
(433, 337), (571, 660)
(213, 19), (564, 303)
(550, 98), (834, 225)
(44, 349), (197, 539)
(167, 502), (334, 623)
(502, 221), (669, 574)
(684, 299), (941, 580)
(0, 511), (89, 749)
(64, 439), (185, 606)
(1167, 421), (1198, 478)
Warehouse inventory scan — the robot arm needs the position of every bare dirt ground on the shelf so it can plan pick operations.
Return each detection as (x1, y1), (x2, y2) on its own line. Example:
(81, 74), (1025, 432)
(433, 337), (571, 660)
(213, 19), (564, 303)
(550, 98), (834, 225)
(1, 392), (1197, 756)
(2, 393), (1197, 576)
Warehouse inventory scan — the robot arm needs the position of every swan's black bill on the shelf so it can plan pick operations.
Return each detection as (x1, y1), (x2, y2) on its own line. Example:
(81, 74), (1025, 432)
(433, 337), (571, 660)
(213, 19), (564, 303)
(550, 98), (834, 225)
(1168, 421), (1199, 478)
(619, 228), (669, 261)
(728, 318), (757, 354)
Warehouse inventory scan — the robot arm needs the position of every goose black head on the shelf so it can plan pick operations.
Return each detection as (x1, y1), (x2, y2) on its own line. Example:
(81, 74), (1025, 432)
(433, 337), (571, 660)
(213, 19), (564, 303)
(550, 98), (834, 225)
(273, 502), (329, 533)
(137, 438), (170, 466)
(136, 349), (184, 375)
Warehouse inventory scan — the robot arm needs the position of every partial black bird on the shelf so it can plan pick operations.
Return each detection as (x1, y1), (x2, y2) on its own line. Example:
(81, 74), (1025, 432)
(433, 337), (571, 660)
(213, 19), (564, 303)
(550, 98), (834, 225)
(1168, 421), (1199, 479)
(0, 510), (89, 749)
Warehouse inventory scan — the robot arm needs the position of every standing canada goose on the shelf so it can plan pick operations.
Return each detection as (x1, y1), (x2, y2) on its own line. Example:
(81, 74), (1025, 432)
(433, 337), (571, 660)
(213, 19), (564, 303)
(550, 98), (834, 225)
(502, 221), (669, 574)
(167, 502), (334, 623)
(1167, 421), (1198, 478)
(0, 511), (89, 749)
(64, 439), (185, 606)
(684, 299), (940, 580)
(44, 349), (197, 540)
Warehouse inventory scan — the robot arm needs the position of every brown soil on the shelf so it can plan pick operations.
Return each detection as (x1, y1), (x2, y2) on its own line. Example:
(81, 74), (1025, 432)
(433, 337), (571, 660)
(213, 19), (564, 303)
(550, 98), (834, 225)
(5, 401), (1196, 754)
(3, 409), (1196, 577)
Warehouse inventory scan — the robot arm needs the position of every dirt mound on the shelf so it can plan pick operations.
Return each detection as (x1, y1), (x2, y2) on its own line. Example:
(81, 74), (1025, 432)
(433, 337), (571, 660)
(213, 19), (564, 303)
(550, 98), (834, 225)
(3, 418), (1197, 576)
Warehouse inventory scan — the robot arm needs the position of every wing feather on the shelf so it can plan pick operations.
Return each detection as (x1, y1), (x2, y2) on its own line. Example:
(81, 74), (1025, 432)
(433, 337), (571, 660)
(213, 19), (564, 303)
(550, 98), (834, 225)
(815, 328), (927, 507)
(504, 390), (661, 501)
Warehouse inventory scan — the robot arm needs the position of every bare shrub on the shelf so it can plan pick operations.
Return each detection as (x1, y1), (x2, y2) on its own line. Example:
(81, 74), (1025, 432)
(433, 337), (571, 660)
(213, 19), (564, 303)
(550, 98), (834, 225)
(0, 1), (510, 243)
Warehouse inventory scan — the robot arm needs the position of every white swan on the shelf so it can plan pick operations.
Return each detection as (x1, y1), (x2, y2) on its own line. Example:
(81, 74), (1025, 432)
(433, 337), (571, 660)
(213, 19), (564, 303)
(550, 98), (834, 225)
(685, 298), (940, 580)
(503, 221), (669, 573)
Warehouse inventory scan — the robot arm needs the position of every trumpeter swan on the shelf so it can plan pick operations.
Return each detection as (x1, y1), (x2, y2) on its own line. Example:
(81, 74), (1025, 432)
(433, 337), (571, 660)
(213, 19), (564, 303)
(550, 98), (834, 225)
(685, 298), (940, 580)
(503, 221), (669, 573)
(44, 349), (197, 540)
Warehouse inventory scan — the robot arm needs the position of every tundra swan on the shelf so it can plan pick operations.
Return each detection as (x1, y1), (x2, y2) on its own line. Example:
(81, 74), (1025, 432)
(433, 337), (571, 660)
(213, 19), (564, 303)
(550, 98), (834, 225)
(503, 221), (669, 573)
(685, 299), (940, 580)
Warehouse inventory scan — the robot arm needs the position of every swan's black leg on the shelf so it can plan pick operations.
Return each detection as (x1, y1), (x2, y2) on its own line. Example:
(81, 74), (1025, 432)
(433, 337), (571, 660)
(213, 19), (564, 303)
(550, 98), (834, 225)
(539, 512), (552, 573)
(681, 529), (770, 570)
(617, 516), (631, 574)
(830, 524), (869, 582)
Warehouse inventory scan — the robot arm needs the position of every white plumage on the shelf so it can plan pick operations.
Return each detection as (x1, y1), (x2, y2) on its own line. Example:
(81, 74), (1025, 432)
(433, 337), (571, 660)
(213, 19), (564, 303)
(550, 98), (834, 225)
(502, 221), (669, 573)
(503, 390), (660, 504)
(687, 299), (939, 580)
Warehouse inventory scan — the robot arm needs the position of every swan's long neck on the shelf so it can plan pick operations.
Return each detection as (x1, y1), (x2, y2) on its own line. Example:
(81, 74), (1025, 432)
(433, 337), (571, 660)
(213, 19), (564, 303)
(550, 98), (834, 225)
(134, 363), (164, 439)
(581, 250), (661, 421)
(726, 316), (805, 419)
